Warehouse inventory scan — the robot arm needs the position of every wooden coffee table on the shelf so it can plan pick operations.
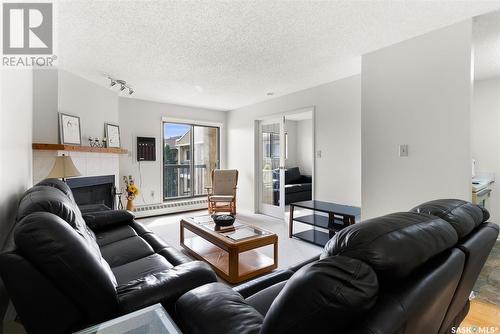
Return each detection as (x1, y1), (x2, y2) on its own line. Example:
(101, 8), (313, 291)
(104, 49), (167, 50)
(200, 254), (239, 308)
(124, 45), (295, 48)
(180, 216), (278, 283)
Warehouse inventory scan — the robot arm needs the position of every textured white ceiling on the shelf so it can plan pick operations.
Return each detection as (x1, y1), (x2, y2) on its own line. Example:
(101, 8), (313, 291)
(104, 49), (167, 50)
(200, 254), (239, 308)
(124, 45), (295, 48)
(474, 10), (500, 81)
(56, 1), (500, 110)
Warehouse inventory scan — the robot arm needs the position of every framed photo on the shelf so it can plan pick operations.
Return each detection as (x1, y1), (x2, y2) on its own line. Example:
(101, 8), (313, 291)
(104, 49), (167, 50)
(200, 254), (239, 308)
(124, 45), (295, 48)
(59, 113), (82, 145)
(105, 123), (121, 148)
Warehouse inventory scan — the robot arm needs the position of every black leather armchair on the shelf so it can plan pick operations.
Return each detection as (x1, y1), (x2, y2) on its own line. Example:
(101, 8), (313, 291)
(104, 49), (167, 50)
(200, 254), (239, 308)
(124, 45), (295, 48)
(0, 179), (217, 334)
(174, 199), (498, 334)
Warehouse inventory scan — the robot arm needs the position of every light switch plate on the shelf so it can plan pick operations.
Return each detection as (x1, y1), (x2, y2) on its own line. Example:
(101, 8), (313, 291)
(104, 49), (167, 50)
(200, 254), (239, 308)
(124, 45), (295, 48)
(399, 144), (408, 157)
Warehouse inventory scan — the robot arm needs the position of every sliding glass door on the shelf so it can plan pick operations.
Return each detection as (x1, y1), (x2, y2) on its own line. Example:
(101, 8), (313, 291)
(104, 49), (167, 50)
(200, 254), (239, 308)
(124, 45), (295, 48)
(163, 122), (219, 200)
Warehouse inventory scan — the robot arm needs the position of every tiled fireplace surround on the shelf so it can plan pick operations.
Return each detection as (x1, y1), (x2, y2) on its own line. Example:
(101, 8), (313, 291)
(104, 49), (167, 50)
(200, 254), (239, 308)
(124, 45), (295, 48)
(33, 150), (120, 196)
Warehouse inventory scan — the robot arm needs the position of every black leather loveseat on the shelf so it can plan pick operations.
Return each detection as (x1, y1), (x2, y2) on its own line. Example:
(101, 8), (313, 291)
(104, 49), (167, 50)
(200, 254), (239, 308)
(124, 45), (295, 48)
(0, 179), (217, 333)
(175, 199), (498, 334)
(273, 167), (312, 205)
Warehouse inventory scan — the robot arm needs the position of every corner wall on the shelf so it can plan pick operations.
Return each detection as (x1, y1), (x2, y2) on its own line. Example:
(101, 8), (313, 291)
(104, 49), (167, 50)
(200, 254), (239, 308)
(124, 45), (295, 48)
(227, 75), (361, 213)
(361, 20), (473, 219)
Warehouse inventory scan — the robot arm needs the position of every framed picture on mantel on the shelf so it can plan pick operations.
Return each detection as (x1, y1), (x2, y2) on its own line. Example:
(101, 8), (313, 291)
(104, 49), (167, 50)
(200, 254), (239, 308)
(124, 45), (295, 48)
(59, 113), (82, 145)
(105, 123), (121, 148)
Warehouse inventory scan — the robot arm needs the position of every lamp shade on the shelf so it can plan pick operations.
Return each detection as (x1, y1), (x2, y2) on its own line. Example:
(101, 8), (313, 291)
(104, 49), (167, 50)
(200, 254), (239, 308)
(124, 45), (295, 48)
(47, 155), (82, 179)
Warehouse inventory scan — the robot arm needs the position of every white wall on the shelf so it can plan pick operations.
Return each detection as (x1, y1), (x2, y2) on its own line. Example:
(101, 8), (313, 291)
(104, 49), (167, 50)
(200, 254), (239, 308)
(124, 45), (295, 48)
(32, 70), (121, 187)
(361, 20), (473, 219)
(227, 75), (361, 213)
(296, 119), (313, 175)
(0, 69), (33, 330)
(118, 97), (227, 206)
(471, 77), (500, 221)
(33, 69), (119, 143)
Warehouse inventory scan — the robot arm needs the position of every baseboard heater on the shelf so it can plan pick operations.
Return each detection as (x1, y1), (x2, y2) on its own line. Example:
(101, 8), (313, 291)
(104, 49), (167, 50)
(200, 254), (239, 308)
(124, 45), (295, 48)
(132, 198), (208, 218)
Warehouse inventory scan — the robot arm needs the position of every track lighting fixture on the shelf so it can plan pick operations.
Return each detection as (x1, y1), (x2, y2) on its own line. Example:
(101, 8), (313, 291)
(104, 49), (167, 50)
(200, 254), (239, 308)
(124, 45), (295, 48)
(107, 76), (134, 96)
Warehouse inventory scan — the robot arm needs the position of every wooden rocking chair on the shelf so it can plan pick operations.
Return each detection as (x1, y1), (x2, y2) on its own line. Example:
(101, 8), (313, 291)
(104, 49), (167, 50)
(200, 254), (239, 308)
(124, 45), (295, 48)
(206, 169), (238, 215)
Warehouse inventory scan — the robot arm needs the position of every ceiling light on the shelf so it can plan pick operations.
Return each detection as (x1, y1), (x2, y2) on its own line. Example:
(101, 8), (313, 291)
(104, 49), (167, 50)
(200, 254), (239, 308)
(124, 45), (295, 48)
(107, 76), (134, 96)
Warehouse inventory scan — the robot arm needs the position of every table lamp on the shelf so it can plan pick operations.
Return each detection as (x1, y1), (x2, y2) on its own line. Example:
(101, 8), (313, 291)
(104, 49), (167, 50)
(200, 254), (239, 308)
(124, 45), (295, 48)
(47, 154), (82, 182)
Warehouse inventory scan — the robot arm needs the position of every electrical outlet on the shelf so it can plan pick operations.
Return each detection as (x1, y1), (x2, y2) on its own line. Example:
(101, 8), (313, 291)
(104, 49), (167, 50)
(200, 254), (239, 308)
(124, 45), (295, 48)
(399, 144), (409, 157)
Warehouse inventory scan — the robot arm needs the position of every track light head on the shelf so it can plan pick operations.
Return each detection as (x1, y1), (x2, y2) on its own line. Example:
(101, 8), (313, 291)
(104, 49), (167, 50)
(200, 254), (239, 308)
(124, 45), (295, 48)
(120, 84), (126, 91)
(128, 88), (134, 95)
(110, 80), (117, 87)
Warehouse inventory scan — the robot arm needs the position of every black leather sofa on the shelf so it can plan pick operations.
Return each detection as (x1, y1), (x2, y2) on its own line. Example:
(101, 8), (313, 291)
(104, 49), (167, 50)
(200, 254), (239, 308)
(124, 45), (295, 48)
(273, 167), (312, 205)
(0, 179), (217, 334)
(175, 199), (498, 334)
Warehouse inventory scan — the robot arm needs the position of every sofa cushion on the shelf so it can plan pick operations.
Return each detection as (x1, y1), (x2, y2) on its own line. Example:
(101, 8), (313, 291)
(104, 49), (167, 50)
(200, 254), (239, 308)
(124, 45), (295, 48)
(321, 212), (458, 281)
(176, 282), (263, 334)
(95, 225), (138, 247)
(284, 183), (312, 194)
(260, 256), (378, 334)
(112, 254), (173, 285)
(100, 236), (154, 267)
(14, 212), (119, 323)
(285, 167), (302, 184)
(411, 199), (488, 238)
(17, 185), (103, 263)
(118, 261), (218, 314)
(84, 210), (135, 231)
(36, 178), (76, 203)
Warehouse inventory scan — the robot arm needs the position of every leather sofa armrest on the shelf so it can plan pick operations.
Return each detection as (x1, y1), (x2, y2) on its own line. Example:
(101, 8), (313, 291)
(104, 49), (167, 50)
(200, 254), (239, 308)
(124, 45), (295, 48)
(289, 254), (321, 272)
(83, 210), (135, 231)
(176, 282), (264, 334)
(234, 269), (294, 298)
(116, 261), (217, 314)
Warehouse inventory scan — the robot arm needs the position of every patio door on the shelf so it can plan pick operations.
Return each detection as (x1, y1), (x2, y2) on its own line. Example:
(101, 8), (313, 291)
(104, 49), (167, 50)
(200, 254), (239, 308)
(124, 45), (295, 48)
(258, 117), (286, 219)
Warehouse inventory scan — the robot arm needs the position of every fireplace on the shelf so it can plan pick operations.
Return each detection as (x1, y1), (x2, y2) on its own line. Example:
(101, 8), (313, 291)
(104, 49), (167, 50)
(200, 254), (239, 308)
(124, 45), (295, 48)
(66, 175), (116, 213)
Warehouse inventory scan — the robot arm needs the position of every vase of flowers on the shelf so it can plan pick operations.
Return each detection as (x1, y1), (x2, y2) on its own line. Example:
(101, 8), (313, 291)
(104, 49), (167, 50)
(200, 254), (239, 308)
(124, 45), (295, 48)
(123, 175), (139, 211)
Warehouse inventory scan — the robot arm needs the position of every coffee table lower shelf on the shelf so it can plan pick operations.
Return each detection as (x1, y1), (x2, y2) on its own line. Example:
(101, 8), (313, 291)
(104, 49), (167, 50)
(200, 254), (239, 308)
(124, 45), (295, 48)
(181, 235), (277, 283)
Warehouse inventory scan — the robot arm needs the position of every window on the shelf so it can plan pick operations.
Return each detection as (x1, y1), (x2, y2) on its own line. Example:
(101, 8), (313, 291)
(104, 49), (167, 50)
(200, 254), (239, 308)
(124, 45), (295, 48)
(163, 122), (220, 200)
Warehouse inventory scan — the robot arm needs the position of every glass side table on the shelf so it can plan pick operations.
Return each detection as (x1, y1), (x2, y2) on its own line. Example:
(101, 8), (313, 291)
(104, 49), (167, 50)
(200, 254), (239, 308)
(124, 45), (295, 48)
(74, 304), (182, 334)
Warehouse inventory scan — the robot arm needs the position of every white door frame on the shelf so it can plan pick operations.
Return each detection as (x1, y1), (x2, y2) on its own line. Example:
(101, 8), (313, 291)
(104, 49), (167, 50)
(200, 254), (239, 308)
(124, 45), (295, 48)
(254, 106), (316, 218)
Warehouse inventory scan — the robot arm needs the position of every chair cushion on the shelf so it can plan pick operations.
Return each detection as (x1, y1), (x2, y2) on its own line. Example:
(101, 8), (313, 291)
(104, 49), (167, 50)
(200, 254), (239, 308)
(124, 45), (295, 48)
(260, 256), (378, 334)
(176, 282), (263, 334)
(100, 236), (154, 267)
(112, 254), (173, 285)
(209, 195), (234, 202)
(212, 169), (238, 195)
(321, 212), (458, 281)
(95, 225), (138, 247)
(411, 199), (488, 238)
